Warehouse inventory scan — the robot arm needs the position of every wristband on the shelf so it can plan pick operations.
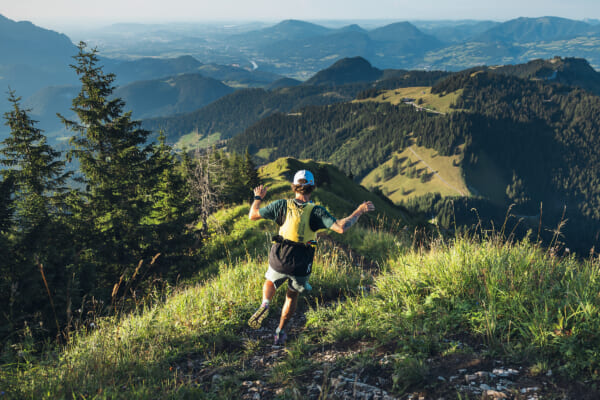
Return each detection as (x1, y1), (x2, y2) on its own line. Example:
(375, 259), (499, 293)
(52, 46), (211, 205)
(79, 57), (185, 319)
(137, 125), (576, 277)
(254, 195), (263, 201)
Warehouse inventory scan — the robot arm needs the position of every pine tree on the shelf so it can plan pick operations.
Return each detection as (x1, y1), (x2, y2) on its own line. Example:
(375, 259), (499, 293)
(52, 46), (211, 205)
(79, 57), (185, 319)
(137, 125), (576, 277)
(1, 90), (68, 234)
(243, 148), (260, 192)
(145, 131), (188, 224)
(59, 42), (157, 290)
(0, 90), (71, 339)
(144, 132), (198, 279)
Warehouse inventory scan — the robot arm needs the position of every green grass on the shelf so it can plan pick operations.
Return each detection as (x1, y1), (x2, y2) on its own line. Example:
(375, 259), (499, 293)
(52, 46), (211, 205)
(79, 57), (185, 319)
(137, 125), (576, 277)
(174, 132), (222, 151)
(305, 236), (600, 380)
(356, 86), (464, 114)
(5, 228), (600, 397)
(2, 243), (372, 399)
(4, 157), (600, 398)
(361, 140), (469, 203)
(255, 147), (277, 161)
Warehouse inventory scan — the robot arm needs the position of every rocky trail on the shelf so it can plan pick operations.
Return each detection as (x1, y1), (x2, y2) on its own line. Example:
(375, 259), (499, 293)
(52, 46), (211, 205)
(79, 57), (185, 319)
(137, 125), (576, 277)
(182, 300), (594, 399)
(172, 290), (596, 399)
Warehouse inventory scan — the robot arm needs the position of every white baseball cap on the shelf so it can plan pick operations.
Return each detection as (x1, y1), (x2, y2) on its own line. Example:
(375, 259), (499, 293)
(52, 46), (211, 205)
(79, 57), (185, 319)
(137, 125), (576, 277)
(293, 170), (315, 186)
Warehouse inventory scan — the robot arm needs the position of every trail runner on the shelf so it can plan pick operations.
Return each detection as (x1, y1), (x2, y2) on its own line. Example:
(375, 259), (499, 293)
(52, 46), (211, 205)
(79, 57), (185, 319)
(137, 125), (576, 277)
(248, 169), (375, 345)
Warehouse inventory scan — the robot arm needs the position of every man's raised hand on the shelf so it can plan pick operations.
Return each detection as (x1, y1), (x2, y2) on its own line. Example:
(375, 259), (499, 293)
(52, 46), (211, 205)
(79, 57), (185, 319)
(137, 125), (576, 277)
(254, 185), (267, 200)
(359, 201), (375, 214)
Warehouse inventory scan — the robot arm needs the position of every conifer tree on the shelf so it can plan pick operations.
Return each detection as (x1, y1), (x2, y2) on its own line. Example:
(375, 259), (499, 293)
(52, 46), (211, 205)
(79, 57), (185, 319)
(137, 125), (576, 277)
(1, 90), (68, 234)
(0, 90), (71, 339)
(146, 131), (188, 224)
(60, 42), (157, 289)
(243, 148), (260, 192)
(144, 132), (198, 279)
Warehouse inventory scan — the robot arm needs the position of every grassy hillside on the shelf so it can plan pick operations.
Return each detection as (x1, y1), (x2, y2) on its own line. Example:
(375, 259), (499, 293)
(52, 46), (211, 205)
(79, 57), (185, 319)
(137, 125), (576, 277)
(174, 132), (222, 151)
(5, 180), (600, 399)
(361, 139), (470, 203)
(356, 86), (464, 114)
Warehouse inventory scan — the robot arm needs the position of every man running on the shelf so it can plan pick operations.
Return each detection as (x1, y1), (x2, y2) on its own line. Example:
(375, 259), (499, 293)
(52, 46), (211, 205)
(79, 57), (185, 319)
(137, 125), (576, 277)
(247, 169), (375, 345)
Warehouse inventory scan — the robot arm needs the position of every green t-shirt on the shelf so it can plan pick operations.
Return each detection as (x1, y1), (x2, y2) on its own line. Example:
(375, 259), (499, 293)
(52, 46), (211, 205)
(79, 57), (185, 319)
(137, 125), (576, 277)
(259, 199), (336, 231)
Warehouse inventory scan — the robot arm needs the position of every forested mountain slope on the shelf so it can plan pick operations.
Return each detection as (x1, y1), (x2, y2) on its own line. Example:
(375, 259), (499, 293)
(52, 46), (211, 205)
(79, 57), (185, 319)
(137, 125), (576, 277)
(113, 73), (234, 119)
(142, 58), (449, 145)
(476, 57), (600, 95)
(142, 85), (365, 144)
(229, 101), (464, 179)
(231, 62), (600, 253)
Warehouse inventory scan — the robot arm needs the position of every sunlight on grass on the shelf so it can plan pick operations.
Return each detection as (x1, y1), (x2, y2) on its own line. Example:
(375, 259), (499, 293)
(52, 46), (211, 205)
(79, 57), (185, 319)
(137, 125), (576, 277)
(6, 156), (600, 398)
(305, 236), (600, 380)
(361, 139), (469, 203)
(174, 131), (221, 151)
(356, 86), (464, 114)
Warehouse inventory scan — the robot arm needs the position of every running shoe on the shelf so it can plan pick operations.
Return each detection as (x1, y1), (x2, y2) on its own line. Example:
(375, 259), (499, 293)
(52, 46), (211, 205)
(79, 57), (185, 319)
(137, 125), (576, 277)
(248, 303), (269, 329)
(274, 329), (287, 346)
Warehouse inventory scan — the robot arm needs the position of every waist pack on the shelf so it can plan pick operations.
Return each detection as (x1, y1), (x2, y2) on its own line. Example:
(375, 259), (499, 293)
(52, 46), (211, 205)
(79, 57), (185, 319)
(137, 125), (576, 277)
(268, 235), (315, 277)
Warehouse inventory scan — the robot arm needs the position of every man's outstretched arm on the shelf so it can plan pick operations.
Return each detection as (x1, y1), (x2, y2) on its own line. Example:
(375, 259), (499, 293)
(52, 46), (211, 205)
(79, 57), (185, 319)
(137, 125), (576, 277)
(329, 201), (375, 234)
(249, 185), (268, 220)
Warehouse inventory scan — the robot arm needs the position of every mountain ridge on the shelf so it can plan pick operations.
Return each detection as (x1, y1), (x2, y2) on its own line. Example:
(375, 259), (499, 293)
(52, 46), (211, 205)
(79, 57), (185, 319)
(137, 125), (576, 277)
(113, 73), (234, 119)
(475, 16), (598, 43)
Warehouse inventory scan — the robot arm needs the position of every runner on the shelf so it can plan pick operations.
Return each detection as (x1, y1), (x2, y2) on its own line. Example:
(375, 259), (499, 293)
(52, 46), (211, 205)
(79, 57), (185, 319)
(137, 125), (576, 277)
(247, 169), (375, 345)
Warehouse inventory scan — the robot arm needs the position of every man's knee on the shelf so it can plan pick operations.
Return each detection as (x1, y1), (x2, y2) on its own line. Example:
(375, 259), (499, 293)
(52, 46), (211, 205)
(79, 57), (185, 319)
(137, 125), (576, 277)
(286, 288), (299, 299)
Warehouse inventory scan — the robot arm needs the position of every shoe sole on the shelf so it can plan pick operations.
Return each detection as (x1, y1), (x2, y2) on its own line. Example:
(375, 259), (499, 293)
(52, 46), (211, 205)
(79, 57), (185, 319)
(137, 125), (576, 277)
(248, 306), (269, 329)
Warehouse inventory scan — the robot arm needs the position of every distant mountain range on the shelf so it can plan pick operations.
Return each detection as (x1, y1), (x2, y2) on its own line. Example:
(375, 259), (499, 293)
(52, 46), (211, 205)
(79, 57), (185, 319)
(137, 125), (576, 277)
(415, 20), (500, 43)
(231, 17), (600, 73)
(237, 19), (443, 70)
(474, 16), (597, 43)
(3, 14), (600, 144)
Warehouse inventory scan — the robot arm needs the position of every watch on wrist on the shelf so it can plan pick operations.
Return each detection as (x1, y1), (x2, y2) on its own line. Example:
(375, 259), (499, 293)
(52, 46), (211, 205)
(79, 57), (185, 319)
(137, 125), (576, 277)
(254, 195), (263, 201)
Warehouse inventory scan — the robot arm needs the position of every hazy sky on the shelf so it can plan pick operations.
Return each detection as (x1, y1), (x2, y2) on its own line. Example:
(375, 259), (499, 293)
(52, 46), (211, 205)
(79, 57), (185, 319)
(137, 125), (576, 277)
(3, 0), (599, 27)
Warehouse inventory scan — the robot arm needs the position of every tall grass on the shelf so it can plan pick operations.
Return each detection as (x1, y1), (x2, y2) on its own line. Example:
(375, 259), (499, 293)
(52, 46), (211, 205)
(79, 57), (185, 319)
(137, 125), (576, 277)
(306, 235), (600, 380)
(4, 255), (267, 398)
(2, 241), (369, 399)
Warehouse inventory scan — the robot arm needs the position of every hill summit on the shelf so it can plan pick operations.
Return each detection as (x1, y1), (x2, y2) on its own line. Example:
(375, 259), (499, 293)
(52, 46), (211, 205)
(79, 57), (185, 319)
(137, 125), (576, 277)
(304, 56), (383, 86)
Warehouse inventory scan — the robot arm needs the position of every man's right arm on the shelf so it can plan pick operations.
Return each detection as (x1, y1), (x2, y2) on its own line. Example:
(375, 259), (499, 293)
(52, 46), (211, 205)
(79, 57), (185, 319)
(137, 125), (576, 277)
(249, 185), (267, 220)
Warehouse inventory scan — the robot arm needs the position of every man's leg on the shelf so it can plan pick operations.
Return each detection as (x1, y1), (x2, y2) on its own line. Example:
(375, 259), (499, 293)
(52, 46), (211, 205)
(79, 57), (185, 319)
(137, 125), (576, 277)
(263, 280), (276, 302)
(274, 288), (299, 345)
(249, 280), (276, 329)
(279, 288), (299, 330)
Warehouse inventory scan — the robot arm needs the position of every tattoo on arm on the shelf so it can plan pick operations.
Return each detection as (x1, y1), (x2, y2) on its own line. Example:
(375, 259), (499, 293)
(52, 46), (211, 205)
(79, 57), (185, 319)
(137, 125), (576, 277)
(341, 214), (359, 231)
